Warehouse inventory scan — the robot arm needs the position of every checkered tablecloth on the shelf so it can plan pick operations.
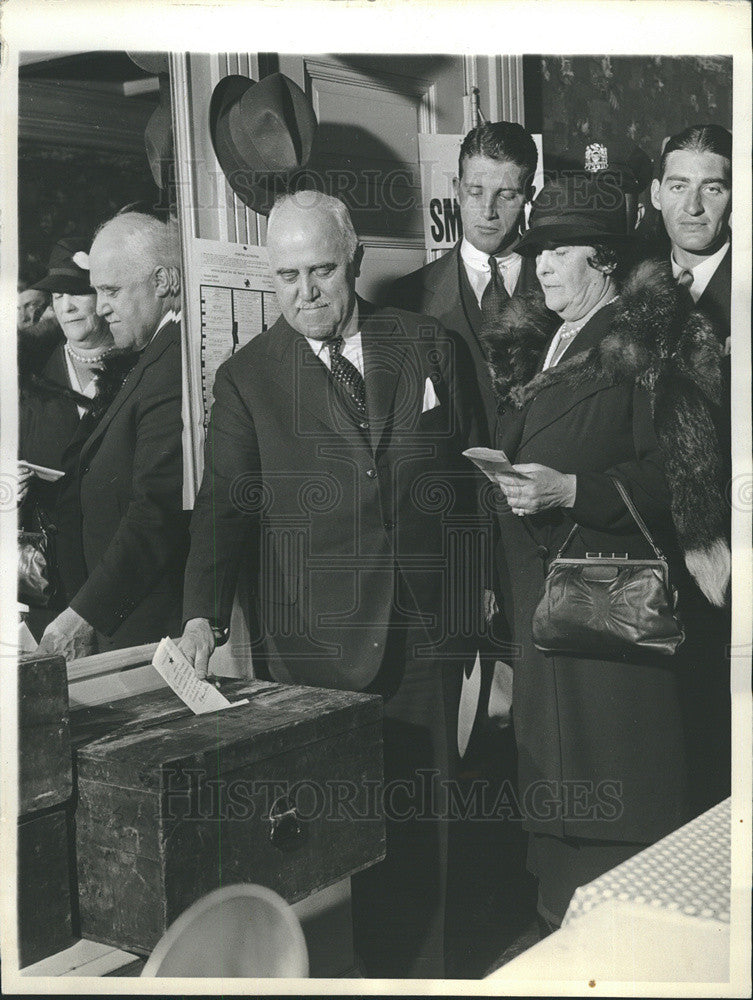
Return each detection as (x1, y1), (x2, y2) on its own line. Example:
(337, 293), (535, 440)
(564, 797), (731, 926)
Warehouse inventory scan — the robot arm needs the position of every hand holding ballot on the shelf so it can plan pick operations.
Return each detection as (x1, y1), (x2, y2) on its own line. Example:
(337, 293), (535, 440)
(153, 636), (247, 715)
(464, 448), (576, 516)
(176, 617), (217, 680)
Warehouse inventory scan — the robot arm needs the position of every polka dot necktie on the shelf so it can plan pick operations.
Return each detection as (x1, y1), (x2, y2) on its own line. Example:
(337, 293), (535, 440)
(480, 256), (509, 324)
(327, 335), (367, 415)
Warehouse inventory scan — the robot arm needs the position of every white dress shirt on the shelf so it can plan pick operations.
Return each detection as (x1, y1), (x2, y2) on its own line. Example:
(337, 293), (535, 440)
(671, 240), (730, 303)
(305, 327), (364, 376)
(460, 238), (523, 305)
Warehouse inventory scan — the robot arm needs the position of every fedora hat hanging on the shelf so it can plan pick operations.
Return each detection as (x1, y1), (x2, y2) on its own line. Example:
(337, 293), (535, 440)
(209, 72), (318, 216)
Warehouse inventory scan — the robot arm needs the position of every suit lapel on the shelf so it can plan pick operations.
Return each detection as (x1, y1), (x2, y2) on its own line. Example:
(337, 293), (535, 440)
(360, 304), (408, 452)
(424, 245), (478, 342)
(80, 320), (178, 461)
(266, 312), (374, 445)
(696, 246), (731, 341)
(514, 255), (541, 295)
(519, 303), (619, 450)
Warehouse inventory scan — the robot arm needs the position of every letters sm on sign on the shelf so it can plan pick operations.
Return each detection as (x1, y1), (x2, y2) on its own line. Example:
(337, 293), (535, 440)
(417, 133), (464, 251)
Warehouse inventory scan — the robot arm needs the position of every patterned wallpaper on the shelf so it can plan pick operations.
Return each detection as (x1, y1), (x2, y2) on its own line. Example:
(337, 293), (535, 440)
(525, 55), (732, 181)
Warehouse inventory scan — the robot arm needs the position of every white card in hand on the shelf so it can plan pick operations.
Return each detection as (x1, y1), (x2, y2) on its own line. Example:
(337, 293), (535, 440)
(152, 637), (249, 715)
(463, 447), (530, 483)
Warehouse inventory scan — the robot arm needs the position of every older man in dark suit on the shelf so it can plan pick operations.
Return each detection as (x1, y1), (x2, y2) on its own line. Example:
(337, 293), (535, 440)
(179, 193), (485, 978)
(37, 211), (188, 658)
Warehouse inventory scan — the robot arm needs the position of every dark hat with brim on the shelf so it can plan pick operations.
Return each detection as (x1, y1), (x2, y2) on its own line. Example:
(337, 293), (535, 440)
(32, 237), (94, 295)
(209, 72), (318, 216)
(516, 169), (635, 256)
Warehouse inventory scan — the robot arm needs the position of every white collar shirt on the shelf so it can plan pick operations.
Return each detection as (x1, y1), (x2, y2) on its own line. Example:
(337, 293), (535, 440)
(671, 240), (730, 303)
(304, 324), (364, 377)
(460, 237), (523, 304)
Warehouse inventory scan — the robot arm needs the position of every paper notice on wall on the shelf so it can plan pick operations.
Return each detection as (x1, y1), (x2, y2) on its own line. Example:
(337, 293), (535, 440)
(189, 237), (280, 426)
(417, 134), (464, 252)
(152, 636), (249, 715)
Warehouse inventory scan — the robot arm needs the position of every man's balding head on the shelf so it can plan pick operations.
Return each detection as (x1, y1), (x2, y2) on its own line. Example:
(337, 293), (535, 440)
(89, 212), (181, 351)
(266, 194), (362, 341)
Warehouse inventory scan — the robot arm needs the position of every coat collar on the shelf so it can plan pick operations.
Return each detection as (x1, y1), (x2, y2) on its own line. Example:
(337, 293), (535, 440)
(80, 319), (180, 458)
(518, 302), (620, 449)
(265, 297), (407, 451)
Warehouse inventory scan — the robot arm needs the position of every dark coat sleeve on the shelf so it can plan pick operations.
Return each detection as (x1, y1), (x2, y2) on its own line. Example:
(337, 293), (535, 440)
(69, 351), (185, 635)
(569, 383), (673, 535)
(181, 364), (261, 628)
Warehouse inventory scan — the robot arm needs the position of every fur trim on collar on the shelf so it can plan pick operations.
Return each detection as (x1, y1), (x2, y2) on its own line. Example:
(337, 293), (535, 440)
(480, 259), (730, 607)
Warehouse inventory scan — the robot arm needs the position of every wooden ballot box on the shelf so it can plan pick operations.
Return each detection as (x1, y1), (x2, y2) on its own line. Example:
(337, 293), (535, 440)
(18, 655), (77, 967)
(72, 679), (385, 956)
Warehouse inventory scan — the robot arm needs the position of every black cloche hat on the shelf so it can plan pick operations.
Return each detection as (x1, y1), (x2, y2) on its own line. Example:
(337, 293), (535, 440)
(32, 237), (94, 295)
(516, 168), (635, 257)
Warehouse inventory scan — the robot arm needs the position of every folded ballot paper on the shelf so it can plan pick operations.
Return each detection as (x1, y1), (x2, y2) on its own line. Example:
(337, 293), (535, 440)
(152, 637), (249, 715)
(462, 447), (530, 484)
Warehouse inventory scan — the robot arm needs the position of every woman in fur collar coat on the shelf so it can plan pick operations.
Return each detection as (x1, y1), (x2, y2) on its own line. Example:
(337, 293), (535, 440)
(479, 171), (730, 930)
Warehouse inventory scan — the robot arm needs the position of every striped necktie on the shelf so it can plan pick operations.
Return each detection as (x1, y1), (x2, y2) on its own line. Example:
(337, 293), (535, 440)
(480, 256), (509, 324)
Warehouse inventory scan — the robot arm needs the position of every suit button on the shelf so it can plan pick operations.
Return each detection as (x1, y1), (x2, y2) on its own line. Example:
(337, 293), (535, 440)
(359, 420), (370, 429)
(366, 468), (377, 478)
(384, 521), (395, 531)
(537, 545), (549, 560)
(497, 404), (506, 415)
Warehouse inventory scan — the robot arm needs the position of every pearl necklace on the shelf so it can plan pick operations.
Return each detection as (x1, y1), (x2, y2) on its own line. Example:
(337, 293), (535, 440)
(65, 341), (115, 367)
(559, 295), (620, 338)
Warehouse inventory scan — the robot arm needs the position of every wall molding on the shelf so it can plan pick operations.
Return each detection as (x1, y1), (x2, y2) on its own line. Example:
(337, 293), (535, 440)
(18, 80), (153, 153)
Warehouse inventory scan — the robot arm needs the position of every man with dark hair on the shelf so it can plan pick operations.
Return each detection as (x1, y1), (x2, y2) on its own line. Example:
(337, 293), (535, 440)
(382, 121), (542, 444)
(651, 123), (732, 818)
(651, 123), (732, 348)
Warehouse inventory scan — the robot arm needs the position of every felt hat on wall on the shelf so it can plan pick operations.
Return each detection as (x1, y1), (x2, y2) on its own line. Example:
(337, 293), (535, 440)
(209, 72), (318, 216)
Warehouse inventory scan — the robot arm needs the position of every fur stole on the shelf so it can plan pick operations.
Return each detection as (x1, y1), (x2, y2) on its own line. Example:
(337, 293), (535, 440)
(479, 259), (730, 607)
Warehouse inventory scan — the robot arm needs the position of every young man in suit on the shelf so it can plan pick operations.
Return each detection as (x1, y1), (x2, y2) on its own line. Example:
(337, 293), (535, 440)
(383, 120), (541, 445)
(179, 193), (485, 978)
(651, 123), (732, 816)
(651, 123), (732, 349)
(37, 212), (188, 658)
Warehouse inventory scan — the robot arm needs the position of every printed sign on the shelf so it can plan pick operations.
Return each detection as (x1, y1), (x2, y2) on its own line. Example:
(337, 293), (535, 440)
(417, 133), (464, 251)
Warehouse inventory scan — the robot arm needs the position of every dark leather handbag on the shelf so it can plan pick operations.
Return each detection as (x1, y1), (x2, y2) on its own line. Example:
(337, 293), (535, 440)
(532, 476), (684, 657)
(18, 501), (57, 607)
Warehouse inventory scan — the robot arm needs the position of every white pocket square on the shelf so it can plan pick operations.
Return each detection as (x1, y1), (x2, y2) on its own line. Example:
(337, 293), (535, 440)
(422, 376), (440, 413)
